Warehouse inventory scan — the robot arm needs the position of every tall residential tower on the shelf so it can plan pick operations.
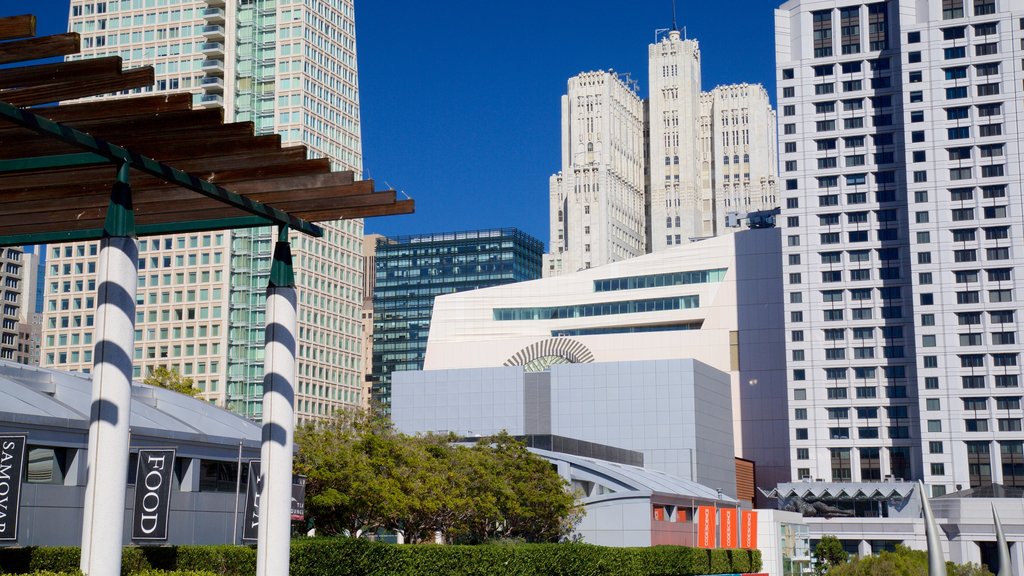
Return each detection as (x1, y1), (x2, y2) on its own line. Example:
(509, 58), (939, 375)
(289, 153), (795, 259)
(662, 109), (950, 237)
(546, 72), (647, 277)
(547, 32), (778, 275)
(47, 0), (367, 420)
(777, 0), (1024, 494)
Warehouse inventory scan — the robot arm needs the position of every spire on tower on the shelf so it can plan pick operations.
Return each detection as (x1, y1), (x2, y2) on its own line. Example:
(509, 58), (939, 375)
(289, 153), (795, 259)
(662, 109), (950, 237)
(671, 0), (678, 31)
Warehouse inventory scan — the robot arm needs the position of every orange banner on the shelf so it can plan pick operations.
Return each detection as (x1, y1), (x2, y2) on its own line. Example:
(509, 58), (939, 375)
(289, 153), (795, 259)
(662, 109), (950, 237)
(653, 506), (665, 521)
(697, 505), (717, 548)
(720, 507), (738, 548)
(741, 510), (759, 549)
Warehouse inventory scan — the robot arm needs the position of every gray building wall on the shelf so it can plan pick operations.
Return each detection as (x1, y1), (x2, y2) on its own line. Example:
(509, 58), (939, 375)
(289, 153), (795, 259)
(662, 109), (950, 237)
(392, 358), (737, 497)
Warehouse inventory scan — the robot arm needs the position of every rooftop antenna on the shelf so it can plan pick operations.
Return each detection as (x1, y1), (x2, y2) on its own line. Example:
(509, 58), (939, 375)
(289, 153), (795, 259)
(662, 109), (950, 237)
(672, 0), (678, 31)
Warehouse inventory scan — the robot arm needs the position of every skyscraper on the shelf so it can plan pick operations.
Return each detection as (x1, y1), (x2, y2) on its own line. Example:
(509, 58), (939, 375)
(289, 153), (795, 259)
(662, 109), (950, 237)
(0, 247), (23, 362)
(370, 229), (544, 409)
(46, 0), (367, 420)
(647, 31), (703, 249)
(546, 72), (647, 277)
(547, 32), (778, 275)
(777, 0), (1023, 494)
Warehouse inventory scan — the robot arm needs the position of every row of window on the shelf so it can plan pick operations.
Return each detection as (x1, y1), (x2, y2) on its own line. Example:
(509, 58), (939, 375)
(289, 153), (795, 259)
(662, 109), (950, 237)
(492, 296), (700, 321)
(592, 268), (727, 292)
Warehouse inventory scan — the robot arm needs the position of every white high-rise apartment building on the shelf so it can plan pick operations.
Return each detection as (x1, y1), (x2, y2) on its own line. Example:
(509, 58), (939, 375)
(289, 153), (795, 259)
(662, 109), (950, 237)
(546, 71), (647, 276)
(46, 0), (367, 421)
(700, 84), (779, 236)
(0, 248), (23, 363)
(548, 32), (778, 275)
(777, 0), (1024, 495)
(648, 31), (703, 249)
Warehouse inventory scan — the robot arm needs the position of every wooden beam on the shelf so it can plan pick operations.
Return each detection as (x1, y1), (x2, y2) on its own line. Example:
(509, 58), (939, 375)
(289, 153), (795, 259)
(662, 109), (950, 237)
(0, 15), (36, 41)
(0, 187), (397, 231)
(0, 33), (80, 65)
(1, 66), (154, 106)
(299, 199), (415, 221)
(29, 93), (195, 123)
(0, 122), (269, 159)
(0, 148), (321, 195)
(0, 56), (123, 90)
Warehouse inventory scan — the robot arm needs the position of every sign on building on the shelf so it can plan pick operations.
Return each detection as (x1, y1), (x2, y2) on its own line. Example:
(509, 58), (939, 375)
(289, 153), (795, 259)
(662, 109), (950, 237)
(131, 449), (176, 541)
(0, 435), (27, 541)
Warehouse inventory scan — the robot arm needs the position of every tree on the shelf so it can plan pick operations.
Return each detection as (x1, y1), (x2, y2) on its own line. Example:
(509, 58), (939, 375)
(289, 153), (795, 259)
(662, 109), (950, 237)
(143, 366), (198, 397)
(826, 544), (993, 576)
(294, 410), (581, 543)
(814, 535), (849, 576)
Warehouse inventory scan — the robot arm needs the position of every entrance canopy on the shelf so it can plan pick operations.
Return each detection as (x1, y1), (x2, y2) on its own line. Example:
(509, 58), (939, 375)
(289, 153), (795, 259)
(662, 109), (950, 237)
(0, 14), (413, 246)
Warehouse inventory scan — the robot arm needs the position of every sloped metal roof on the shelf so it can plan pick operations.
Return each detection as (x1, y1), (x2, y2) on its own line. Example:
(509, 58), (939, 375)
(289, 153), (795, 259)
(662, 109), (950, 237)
(0, 360), (259, 448)
(530, 447), (738, 503)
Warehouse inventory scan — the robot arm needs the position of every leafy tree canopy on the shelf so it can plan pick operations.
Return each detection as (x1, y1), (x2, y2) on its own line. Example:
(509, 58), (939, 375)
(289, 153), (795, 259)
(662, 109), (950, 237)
(294, 409), (581, 543)
(143, 366), (198, 397)
(827, 544), (993, 576)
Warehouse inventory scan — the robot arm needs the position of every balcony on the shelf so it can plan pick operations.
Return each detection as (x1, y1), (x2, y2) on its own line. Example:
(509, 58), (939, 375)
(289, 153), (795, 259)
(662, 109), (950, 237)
(201, 7), (225, 23)
(197, 93), (224, 108)
(200, 25), (225, 40)
(200, 59), (225, 73)
(200, 41), (224, 57)
(200, 76), (224, 92)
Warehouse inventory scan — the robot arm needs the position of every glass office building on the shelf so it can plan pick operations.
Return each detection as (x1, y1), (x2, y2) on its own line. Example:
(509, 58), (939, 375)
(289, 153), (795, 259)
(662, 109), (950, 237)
(370, 229), (543, 409)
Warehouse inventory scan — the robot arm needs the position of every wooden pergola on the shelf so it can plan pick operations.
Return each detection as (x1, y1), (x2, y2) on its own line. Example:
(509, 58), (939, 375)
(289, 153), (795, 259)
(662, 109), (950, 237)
(0, 14), (412, 246)
(0, 14), (412, 576)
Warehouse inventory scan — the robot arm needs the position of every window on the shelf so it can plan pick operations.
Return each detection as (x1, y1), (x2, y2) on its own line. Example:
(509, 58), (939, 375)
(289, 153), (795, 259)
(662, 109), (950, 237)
(946, 86), (969, 100)
(976, 42), (998, 56)
(948, 126), (970, 140)
(948, 146), (972, 161)
(815, 83), (836, 95)
(782, 68), (795, 80)
(942, 25), (966, 39)
(942, 0), (964, 20)
(977, 83), (1001, 97)
(975, 0), (995, 15)
(957, 291), (981, 304)
(944, 46), (966, 59)
(980, 124), (1003, 137)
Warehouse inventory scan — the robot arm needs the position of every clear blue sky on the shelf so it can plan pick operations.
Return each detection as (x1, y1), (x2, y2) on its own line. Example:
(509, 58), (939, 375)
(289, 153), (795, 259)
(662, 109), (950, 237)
(13, 1), (779, 248)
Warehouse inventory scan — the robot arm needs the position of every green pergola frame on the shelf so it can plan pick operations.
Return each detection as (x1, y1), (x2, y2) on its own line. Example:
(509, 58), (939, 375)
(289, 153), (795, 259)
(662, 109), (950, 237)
(0, 99), (324, 241)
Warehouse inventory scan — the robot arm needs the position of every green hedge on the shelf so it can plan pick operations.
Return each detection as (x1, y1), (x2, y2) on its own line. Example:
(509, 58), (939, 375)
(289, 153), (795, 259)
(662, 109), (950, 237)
(0, 539), (762, 576)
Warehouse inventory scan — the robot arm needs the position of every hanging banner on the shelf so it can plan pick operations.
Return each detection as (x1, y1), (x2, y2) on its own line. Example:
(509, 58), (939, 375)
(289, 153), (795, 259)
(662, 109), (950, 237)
(720, 507), (738, 548)
(741, 510), (759, 549)
(131, 449), (176, 540)
(291, 475), (306, 521)
(242, 460), (262, 541)
(0, 435), (27, 541)
(697, 505), (717, 548)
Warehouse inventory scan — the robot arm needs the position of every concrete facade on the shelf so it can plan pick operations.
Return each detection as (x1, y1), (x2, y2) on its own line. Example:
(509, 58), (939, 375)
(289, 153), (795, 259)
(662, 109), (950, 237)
(393, 359), (737, 498)
(422, 229), (790, 493)
(546, 72), (647, 276)
(777, 0), (1024, 495)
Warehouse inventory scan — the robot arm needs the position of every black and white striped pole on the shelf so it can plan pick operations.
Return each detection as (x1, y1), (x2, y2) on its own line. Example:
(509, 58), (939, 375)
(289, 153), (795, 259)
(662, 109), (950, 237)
(256, 226), (297, 576)
(81, 162), (138, 576)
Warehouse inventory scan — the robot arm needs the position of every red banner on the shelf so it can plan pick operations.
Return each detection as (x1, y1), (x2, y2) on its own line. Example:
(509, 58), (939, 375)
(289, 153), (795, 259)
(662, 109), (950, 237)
(720, 507), (738, 548)
(741, 510), (759, 549)
(653, 506), (665, 521)
(697, 505), (717, 548)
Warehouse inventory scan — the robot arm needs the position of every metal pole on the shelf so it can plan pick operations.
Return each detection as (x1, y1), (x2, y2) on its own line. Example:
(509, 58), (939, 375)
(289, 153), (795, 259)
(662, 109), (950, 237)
(993, 504), (1011, 576)
(256, 227), (296, 576)
(81, 162), (137, 576)
(919, 480), (948, 576)
(232, 440), (243, 544)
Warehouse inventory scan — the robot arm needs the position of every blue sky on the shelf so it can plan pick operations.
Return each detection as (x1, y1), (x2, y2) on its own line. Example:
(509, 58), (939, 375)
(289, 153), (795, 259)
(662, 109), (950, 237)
(13, 1), (779, 247)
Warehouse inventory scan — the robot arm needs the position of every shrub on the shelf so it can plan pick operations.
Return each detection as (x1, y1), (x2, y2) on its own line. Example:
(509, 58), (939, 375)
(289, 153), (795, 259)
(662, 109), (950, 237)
(9, 540), (750, 576)
(175, 546), (255, 576)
